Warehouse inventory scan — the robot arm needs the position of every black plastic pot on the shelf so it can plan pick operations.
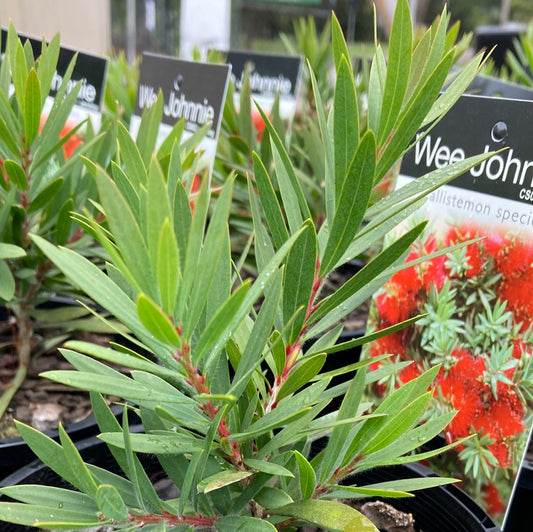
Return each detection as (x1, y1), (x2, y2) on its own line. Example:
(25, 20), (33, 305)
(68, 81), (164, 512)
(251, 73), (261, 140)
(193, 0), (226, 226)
(0, 403), (125, 481)
(0, 434), (500, 532)
(0, 425), (150, 532)
(351, 461), (500, 532)
(0, 297), (130, 480)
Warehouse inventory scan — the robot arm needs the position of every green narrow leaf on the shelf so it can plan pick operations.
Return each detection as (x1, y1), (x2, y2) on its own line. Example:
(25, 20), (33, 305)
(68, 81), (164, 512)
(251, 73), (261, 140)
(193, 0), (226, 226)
(0, 503), (103, 529)
(24, 67), (41, 145)
(0, 485), (98, 512)
(198, 470), (254, 494)
(254, 486), (294, 510)
(110, 162), (140, 219)
(58, 425), (98, 498)
(30, 234), (152, 348)
(0, 260), (15, 300)
(362, 392), (433, 457)
(256, 105), (312, 231)
(0, 243), (26, 259)
(172, 177), (192, 271)
(331, 11), (352, 72)
(311, 222), (426, 325)
(278, 354), (326, 401)
(99, 431), (206, 456)
(0, 116), (21, 158)
(216, 516), (277, 531)
(3, 159), (28, 190)
(12, 36), (28, 114)
(184, 175), (234, 336)
(253, 152), (290, 249)
(137, 293), (182, 348)
(320, 130), (376, 274)
(283, 219), (317, 343)
(95, 484), (129, 522)
(367, 45), (387, 134)
(271, 330), (286, 378)
(334, 57), (359, 204)
(55, 197), (74, 245)
(37, 34), (61, 101)
(378, 0), (413, 144)
(319, 364), (368, 483)
(95, 166), (154, 297)
(230, 270), (283, 400)
(27, 177), (64, 212)
(156, 218), (180, 315)
(117, 121), (147, 189)
(135, 91), (164, 166)
(243, 458), (294, 478)
(193, 281), (250, 365)
(276, 499), (378, 531)
(13, 422), (90, 495)
(146, 160), (172, 276)
(176, 170), (211, 319)
(293, 450), (316, 500)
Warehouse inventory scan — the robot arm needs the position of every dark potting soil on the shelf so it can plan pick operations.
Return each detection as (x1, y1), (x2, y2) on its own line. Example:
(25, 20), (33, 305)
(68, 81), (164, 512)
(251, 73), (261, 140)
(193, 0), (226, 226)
(0, 329), (123, 440)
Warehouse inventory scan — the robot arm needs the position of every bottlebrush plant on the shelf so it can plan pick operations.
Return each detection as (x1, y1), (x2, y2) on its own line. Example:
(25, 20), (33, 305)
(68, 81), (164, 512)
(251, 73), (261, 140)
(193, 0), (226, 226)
(365, 220), (533, 521)
(0, 23), (118, 433)
(0, 1), (496, 530)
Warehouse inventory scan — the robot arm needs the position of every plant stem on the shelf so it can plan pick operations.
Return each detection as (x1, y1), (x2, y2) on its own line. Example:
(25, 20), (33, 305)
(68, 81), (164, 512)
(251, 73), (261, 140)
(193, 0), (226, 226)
(0, 305), (32, 420)
(265, 259), (324, 413)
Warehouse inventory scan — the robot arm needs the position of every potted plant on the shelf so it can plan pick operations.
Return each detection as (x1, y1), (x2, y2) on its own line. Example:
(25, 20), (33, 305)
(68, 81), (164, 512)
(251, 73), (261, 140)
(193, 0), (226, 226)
(0, 20), (128, 467)
(0, 2), (497, 529)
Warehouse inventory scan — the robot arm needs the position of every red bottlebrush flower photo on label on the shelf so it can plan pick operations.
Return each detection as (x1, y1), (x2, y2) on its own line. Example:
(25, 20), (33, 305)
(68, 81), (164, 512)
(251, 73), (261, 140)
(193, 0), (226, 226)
(365, 220), (533, 523)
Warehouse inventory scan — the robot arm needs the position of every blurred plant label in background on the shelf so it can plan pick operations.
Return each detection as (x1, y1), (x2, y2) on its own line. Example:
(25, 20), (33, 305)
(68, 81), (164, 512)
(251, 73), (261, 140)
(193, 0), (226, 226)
(364, 93), (533, 526)
(223, 50), (303, 125)
(131, 52), (230, 176)
(0, 29), (108, 129)
(466, 73), (533, 101)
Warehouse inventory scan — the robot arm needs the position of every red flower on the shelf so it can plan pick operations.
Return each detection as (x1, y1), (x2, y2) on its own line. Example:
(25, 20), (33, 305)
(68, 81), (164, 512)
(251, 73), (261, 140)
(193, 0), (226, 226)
(482, 481), (505, 516)
(494, 235), (533, 278)
(368, 331), (407, 360)
(512, 337), (533, 360)
(436, 349), (487, 440)
(398, 361), (423, 384)
(187, 174), (201, 212)
(251, 110), (267, 141)
(498, 276), (533, 332)
(60, 122), (82, 159)
(40, 115), (82, 159)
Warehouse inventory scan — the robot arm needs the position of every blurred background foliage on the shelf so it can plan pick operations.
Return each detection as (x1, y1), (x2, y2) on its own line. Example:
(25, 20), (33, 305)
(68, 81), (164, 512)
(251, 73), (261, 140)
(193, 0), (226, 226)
(109, 0), (533, 59)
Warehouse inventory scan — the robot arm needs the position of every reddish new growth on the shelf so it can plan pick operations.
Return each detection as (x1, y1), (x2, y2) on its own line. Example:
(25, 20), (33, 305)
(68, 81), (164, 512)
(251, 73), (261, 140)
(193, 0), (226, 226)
(130, 510), (216, 528)
(174, 339), (243, 468)
(266, 258), (323, 413)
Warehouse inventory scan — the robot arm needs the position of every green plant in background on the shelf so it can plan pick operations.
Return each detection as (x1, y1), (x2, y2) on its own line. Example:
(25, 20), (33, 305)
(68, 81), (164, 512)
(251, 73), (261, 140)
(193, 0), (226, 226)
(214, 62), (286, 262)
(503, 21), (533, 86)
(0, 24), (117, 433)
(104, 50), (140, 127)
(281, 16), (333, 114)
(0, 1), (496, 529)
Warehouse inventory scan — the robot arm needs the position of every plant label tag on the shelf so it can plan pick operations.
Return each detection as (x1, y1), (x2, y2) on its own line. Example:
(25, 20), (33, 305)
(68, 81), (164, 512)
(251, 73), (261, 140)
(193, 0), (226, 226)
(131, 52), (231, 177)
(1, 28), (108, 129)
(466, 73), (533, 101)
(223, 50), (303, 124)
(365, 93), (533, 529)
